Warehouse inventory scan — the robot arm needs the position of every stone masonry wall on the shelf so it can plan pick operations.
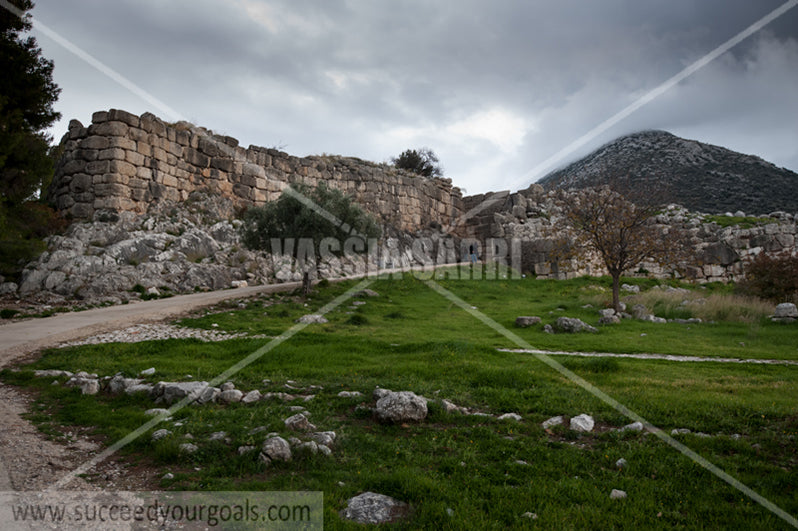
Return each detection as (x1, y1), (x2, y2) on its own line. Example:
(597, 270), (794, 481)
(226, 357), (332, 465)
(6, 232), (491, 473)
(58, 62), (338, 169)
(47, 109), (464, 232)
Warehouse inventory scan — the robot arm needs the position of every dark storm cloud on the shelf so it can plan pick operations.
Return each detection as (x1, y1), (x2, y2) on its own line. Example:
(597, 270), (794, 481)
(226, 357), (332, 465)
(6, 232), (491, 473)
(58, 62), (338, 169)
(26, 0), (798, 193)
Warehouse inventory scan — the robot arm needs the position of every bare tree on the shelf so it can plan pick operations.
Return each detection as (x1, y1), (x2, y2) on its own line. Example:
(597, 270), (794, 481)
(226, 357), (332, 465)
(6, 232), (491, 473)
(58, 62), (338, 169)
(557, 186), (687, 312)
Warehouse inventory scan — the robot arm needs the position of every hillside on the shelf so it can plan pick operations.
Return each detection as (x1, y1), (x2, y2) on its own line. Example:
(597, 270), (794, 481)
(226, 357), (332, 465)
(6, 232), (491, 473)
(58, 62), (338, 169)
(537, 131), (798, 214)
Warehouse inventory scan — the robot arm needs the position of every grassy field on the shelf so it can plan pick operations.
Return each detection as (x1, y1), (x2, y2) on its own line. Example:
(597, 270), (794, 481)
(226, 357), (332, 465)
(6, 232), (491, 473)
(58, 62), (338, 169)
(2, 273), (797, 529)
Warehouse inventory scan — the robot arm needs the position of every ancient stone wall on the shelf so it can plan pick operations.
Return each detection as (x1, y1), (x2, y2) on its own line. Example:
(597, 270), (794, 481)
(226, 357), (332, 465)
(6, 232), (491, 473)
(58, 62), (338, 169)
(47, 109), (464, 232)
(462, 186), (798, 283)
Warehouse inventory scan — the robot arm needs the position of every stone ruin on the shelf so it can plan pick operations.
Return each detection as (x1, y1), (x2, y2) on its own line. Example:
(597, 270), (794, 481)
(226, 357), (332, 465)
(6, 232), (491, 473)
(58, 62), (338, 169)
(47, 109), (464, 233)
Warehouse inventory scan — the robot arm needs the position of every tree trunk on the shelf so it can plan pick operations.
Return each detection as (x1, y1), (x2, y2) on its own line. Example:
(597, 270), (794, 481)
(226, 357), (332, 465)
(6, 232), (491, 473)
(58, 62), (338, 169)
(302, 271), (311, 297)
(611, 272), (621, 313)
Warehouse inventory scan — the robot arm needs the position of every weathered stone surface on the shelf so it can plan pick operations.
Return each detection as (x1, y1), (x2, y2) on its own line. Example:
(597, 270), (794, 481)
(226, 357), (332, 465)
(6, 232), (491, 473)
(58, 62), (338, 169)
(375, 391), (428, 423)
(515, 316), (541, 328)
(218, 389), (244, 404)
(151, 429), (171, 441)
(152, 381), (210, 404)
(241, 390), (262, 404)
(610, 489), (627, 500)
(570, 414), (595, 432)
(261, 436), (292, 462)
(555, 317), (598, 333)
(285, 413), (316, 432)
(340, 492), (411, 525)
(498, 413), (522, 421)
(620, 421), (644, 432)
(542, 416), (564, 429)
(773, 303), (797, 322)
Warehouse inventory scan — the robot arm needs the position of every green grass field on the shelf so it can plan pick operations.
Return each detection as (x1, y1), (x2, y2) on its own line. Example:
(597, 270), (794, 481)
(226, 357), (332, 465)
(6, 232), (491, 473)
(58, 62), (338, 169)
(2, 274), (797, 529)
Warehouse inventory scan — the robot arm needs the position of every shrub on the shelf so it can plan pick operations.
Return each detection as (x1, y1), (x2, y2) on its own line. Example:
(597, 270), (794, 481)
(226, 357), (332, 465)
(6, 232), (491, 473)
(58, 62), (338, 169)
(737, 252), (798, 303)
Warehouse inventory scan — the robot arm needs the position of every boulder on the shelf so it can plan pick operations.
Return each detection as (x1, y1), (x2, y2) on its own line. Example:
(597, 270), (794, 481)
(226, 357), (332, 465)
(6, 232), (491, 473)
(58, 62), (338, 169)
(515, 316), (541, 328)
(218, 389), (243, 404)
(773, 302), (797, 322)
(241, 390), (262, 404)
(340, 492), (410, 525)
(555, 317), (597, 333)
(261, 436), (292, 463)
(151, 429), (171, 441)
(311, 431), (336, 447)
(375, 391), (428, 423)
(151, 381), (210, 404)
(285, 413), (316, 432)
(570, 414), (595, 432)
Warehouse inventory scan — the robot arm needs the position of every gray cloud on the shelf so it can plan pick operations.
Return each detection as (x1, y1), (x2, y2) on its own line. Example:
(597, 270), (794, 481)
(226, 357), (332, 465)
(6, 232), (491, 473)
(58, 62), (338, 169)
(28, 0), (798, 194)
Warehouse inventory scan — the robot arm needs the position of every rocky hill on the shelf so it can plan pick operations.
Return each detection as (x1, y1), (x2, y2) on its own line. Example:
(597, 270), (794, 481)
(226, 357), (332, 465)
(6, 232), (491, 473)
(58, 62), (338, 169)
(537, 131), (798, 215)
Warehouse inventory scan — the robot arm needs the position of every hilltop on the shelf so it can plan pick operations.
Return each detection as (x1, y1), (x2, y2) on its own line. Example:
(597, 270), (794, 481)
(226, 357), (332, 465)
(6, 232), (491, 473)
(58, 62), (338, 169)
(537, 131), (798, 214)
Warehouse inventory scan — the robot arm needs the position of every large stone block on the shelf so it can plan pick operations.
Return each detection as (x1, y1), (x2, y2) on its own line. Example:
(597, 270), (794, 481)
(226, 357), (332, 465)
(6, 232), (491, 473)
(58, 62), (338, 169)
(68, 173), (92, 193)
(108, 109), (141, 127)
(211, 157), (234, 172)
(80, 135), (109, 150)
(91, 111), (109, 123)
(184, 147), (210, 167)
(139, 112), (167, 136)
(89, 121), (129, 137)
(98, 148), (126, 161)
(60, 159), (86, 174)
(152, 146), (168, 162)
(125, 150), (144, 166)
(109, 160), (137, 177)
(107, 136), (137, 151)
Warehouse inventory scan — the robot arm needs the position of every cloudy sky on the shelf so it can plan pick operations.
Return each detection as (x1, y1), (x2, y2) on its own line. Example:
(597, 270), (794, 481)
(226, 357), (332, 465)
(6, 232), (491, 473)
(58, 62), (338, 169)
(25, 0), (798, 194)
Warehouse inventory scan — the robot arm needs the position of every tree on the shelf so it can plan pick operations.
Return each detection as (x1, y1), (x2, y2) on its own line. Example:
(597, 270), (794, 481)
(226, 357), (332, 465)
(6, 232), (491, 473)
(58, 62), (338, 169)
(557, 186), (687, 313)
(392, 148), (443, 178)
(1, 0), (61, 208)
(239, 183), (381, 294)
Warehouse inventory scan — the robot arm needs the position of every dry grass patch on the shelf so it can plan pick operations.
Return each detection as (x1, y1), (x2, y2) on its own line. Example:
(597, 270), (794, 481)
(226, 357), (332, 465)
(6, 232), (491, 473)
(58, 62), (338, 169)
(626, 289), (774, 323)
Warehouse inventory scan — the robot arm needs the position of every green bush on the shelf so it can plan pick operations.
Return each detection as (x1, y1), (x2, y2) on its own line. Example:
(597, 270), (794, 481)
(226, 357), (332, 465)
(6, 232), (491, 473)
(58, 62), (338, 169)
(738, 251), (798, 303)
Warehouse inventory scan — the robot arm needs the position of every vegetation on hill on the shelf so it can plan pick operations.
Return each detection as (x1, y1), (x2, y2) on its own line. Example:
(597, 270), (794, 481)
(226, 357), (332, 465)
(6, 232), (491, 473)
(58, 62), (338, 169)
(392, 148), (443, 178)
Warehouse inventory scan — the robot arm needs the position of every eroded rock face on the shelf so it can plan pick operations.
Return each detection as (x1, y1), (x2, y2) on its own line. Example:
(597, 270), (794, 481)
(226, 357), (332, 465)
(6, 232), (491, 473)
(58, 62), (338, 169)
(374, 391), (428, 423)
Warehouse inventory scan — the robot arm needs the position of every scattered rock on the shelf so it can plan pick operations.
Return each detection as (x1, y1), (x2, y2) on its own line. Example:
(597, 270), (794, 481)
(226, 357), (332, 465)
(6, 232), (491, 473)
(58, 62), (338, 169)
(144, 408), (170, 417)
(241, 390), (262, 404)
(515, 316), (541, 328)
(179, 443), (199, 454)
(671, 428), (691, 436)
(152, 381), (210, 405)
(285, 413), (316, 432)
(620, 421), (644, 432)
(375, 391), (428, 423)
(542, 416), (564, 429)
(311, 431), (336, 447)
(238, 445), (256, 455)
(543, 324), (554, 334)
(208, 431), (228, 442)
(570, 414), (595, 433)
(338, 391), (362, 398)
(355, 289), (380, 297)
(440, 399), (469, 415)
(151, 429), (171, 441)
(261, 436), (292, 463)
(621, 284), (640, 293)
(162, 472), (174, 480)
(615, 458), (628, 469)
(34, 369), (73, 378)
(220, 382), (236, 391)
(340, 492), (410, 525)
(498, 413), (522, 421)
(610, 489), (627, 500)
(555, 317), (597, 333)
(773, 302), (798, 322)
(296, 314), (328, 324)
(218, 389), (244, 404)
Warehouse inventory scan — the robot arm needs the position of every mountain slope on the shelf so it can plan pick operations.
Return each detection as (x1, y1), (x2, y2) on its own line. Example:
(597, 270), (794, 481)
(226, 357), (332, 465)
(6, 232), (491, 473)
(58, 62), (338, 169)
(537, 131), (798, 214)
